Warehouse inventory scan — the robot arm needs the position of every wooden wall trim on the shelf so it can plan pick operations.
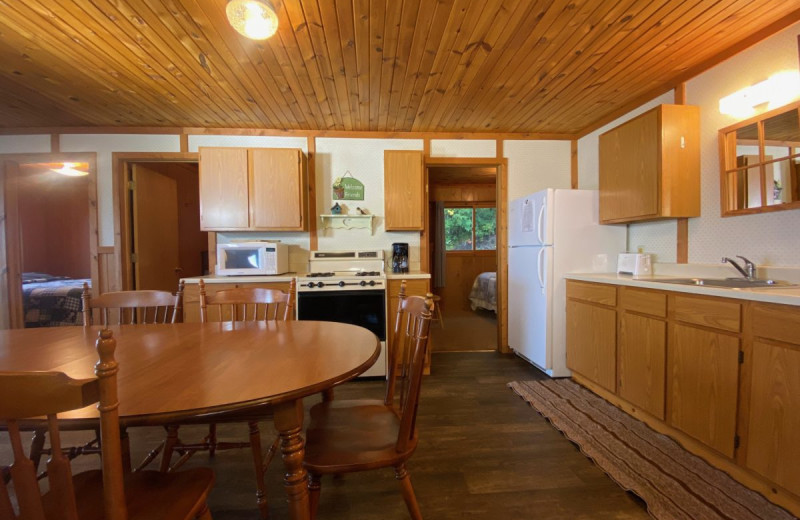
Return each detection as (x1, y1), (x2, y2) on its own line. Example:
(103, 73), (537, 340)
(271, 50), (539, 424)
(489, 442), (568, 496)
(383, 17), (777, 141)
(307, 136), (318, 251)
(674, 82), (689, 264)
(674, 83), (687, 105)
(571, 139), (578, 189)
(179, 134), (189, 153)
(50, 134), (60, 153)
(0, 126), (576, 140)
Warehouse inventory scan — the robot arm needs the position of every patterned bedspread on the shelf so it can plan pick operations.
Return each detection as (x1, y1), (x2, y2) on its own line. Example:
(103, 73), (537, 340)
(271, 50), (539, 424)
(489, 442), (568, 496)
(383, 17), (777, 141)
(468, 272), (497, 313)
(22, 277), (90, 328)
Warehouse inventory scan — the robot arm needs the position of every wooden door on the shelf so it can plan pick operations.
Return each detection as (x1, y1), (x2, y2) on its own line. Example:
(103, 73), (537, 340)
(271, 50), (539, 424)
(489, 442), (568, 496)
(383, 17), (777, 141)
(385, 151), (425, 230)
(618, 312), (667, 419)
(1, 161), (23, 329)
(250, 148), (304, 229)
(746, 340), (800, 495)
(198, 147), (249, 230)
(667, 323), (740, 457)
(566, 299), (616, 392)
(131, 164), (180, 292)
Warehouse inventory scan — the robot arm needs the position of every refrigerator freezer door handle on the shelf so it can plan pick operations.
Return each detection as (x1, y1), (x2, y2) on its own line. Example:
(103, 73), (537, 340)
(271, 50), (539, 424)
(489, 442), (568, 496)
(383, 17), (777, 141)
(537, 202), (546, 244)
(537, 248), (545, 288)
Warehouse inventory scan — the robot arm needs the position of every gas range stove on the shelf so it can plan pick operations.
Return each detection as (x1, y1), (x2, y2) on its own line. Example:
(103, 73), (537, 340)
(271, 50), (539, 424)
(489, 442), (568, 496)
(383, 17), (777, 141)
(297, 250), (386, 292)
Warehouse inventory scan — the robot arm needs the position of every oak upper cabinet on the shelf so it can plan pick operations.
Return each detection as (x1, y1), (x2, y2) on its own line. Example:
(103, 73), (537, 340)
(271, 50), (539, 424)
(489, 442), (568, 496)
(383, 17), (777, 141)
(745, 303), (800, 496)
(199, 147), (306, 231)
(565, 281), (617, 393)
(599, 104), (700, 223)
(667, 294), (741, 458)
(384, 150), (425, 230)
(618, 287), (667, 420)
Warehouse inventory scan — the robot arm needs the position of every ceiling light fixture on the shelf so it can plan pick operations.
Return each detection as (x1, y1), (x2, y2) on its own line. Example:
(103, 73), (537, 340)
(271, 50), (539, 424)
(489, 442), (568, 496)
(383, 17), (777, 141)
(226, 0), (279, 40)
(719, 70), (800, 119)
(52, 163), (88, 177)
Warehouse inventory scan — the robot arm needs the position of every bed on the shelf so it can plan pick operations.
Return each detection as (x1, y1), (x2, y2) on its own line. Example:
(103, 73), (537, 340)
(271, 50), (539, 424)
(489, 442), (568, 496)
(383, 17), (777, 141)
(468, 272), (497, 313)
(22, 273), (90, 328)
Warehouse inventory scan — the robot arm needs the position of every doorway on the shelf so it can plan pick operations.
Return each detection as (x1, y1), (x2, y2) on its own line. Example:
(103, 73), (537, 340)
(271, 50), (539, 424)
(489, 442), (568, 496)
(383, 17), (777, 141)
(122, 160), (206, 292)
(427, 164), (498, 351)
(0, 153), (99, 329)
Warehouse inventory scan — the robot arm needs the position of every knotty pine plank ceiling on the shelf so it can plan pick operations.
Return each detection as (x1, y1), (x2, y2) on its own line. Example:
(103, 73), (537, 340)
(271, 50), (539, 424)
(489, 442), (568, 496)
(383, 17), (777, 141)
(0, 1), (799, 134)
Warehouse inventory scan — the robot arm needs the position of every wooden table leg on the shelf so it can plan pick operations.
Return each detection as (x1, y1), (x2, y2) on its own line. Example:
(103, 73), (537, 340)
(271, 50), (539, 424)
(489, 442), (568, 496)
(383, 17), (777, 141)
(273, 399), (309, 520)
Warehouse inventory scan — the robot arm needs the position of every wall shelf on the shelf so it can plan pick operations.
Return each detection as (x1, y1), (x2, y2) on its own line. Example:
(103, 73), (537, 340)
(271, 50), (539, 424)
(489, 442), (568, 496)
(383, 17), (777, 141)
(319, 214), (374, 233)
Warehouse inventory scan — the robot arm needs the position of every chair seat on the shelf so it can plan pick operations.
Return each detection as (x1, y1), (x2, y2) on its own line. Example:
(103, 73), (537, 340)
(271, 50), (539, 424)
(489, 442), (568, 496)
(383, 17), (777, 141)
(303, 399), (417, 474)
(43, 468), (215, 520)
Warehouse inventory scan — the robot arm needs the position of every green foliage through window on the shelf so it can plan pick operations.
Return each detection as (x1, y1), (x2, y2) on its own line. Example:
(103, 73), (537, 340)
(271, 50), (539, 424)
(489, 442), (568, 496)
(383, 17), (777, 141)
(444, 206), (496, 251)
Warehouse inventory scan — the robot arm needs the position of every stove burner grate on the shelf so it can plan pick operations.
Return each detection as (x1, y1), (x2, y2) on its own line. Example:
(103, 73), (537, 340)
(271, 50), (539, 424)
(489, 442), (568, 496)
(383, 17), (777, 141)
(307, 272), (335, 278)
(354, 271), (382, 277)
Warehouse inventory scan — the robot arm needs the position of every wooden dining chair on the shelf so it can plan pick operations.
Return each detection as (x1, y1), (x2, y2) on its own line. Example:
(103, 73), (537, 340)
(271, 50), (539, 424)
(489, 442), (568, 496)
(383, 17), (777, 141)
(27, 282), (187, 474)
(82, 281), (184, 326)
(160, 278), (296, 520)
(303, 281), (434, 520)
(0, 329), (215, 520)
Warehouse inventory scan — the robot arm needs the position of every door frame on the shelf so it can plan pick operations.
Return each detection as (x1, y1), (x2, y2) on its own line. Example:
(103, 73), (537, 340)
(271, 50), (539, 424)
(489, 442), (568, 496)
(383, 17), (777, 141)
(423, 156), (509, 353)
(0, 152), (99, 329)
(112, 152), (198, 291)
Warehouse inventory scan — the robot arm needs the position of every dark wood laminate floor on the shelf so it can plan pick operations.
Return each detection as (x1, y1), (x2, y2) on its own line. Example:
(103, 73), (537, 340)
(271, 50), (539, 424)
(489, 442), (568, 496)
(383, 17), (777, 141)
(5, 352), (651, 519)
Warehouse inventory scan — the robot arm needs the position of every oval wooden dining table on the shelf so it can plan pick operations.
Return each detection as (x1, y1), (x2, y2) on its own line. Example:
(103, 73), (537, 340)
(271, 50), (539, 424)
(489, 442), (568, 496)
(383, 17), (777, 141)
(0, 320), (381, 520)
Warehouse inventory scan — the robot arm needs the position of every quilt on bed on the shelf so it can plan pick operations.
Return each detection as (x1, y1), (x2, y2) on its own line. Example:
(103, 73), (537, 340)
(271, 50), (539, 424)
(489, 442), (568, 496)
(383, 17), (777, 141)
(22, 276), (90, 328)
(468, 272), (497, 313)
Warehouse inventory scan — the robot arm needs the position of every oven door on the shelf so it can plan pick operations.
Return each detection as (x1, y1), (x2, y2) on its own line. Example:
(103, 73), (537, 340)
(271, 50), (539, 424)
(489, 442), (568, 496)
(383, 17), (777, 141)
(296, 289), (386, 377)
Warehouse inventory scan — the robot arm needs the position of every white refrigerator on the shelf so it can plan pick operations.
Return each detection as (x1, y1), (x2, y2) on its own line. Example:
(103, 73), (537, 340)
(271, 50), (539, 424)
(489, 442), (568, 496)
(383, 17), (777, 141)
(508, 189), (626, 377)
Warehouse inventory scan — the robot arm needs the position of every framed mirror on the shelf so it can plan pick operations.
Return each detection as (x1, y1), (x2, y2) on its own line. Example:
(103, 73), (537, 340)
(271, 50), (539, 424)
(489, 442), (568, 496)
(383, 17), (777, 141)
(719, 100), (800, 216)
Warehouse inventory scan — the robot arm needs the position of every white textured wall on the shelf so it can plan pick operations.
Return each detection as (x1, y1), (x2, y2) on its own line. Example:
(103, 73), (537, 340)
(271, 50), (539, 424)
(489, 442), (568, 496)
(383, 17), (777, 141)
(188, 135), (308, 152)
(686, 22), (800, 266)
(429, 139), (496, 158)
(60, 134), (181, 246)
(315, 138), (423, 267)
(503, 140), (571, 201)
(0, 135), (52, 154)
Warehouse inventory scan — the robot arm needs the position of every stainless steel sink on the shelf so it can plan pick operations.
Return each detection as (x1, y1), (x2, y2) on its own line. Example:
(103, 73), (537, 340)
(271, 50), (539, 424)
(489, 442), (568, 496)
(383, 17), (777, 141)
(655, 278), (796, 289)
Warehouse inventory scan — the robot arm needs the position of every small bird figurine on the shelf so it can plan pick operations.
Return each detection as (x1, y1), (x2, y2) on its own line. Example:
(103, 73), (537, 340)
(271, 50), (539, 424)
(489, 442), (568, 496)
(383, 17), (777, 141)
(331, 202), (342, 214)
(356, 207), (368, 215)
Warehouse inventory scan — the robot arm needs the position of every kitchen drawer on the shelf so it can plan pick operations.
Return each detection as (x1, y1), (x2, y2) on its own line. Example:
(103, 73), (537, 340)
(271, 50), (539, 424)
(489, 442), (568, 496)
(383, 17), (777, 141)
(566, 281), (616, 306)
(752, 302), (800, 345)
(620, 287), (666, 317)
(672, 294), (740, 333)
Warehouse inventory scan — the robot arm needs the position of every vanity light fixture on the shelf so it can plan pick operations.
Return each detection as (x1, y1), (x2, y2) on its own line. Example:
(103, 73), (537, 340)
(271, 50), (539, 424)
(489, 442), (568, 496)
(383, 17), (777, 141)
(226, 0), (278, 40)
(719, 70), (800, 119)
(52, 162), (88, 177)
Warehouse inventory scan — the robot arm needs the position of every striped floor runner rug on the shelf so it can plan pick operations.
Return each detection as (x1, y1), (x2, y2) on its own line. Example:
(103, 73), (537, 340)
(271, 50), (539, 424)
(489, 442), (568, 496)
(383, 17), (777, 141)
(508, 379), (797, 520)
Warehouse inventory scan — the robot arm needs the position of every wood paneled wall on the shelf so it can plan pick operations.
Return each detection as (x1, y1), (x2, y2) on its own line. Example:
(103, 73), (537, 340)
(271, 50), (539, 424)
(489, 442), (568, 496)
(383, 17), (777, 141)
(443, 253), (497, 312)
(431, 183), (496, 202)
(17, 171), (91, 278)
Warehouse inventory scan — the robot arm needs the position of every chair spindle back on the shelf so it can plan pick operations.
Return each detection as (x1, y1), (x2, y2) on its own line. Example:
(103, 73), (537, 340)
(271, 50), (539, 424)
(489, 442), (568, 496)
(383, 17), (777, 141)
(82, 281), (184, 326)
(385, 281), (433, 454)
(199, 279), (295, 323)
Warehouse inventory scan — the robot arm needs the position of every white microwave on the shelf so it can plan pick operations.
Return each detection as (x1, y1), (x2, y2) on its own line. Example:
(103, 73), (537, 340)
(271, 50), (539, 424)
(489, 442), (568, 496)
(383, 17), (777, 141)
(216, 242), (289, 276)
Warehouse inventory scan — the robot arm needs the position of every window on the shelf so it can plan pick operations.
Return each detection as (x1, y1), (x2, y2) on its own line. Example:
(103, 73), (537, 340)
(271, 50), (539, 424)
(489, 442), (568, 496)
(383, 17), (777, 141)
(444, 205), (496, 251)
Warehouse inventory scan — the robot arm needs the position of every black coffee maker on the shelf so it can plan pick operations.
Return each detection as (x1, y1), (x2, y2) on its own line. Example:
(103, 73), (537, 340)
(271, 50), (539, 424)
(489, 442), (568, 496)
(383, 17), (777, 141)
(391, 243), (409, 273)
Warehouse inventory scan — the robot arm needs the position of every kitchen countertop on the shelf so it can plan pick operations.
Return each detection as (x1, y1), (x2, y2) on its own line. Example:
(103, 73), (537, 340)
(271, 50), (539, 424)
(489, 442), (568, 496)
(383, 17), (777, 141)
(565, 273), (800, 306)
(181, 274), (300, 284)
(385, 271), (431, 280)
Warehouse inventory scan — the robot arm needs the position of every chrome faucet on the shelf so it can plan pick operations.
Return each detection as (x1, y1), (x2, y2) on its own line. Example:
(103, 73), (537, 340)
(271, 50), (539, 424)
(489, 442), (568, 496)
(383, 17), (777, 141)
(722, 256), (756, 280)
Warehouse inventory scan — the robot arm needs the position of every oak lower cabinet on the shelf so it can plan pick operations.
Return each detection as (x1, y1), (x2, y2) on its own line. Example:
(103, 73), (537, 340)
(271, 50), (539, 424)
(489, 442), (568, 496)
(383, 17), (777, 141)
(199, 147), (307, 231)
(745, 303), (800, 496)
(599, 104), (700, 223)
(618, 288), (667, 420)
(565, 281), (617, 392)
(384, 151), (425, 230)
(387, 278), (431, 375)
(565, 279), (800, 515)
(182, 280), (293, 323)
